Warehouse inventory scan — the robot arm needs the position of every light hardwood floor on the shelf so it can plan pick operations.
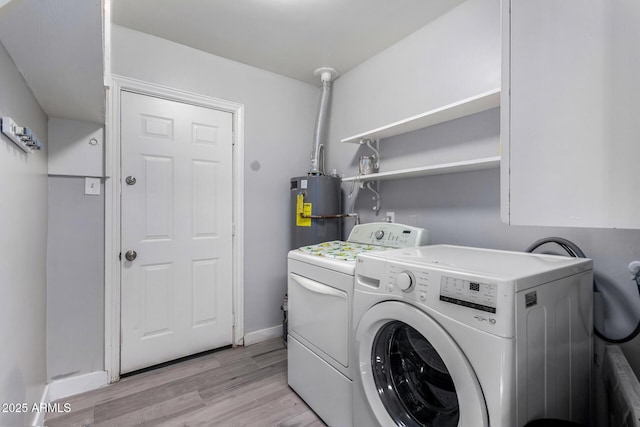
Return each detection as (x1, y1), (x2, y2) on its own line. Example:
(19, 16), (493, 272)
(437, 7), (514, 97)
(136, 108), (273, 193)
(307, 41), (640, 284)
(45, 339), (326, 427)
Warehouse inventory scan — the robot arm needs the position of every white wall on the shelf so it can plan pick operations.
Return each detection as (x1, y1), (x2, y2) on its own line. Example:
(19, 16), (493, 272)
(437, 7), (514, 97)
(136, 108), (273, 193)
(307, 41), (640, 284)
(47, 176), (104, 382)
(0, 40), (48, 425)
(327, 0), (500, 172)
(111, 25), (319, 333)
(48, 118), (104, 177)
(46, 118), (105, 381)
(327, 0), (640, 371)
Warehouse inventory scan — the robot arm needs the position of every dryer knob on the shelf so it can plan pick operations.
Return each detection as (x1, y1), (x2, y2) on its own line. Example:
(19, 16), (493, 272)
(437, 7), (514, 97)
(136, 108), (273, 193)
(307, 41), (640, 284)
(396, 271), (415, 292)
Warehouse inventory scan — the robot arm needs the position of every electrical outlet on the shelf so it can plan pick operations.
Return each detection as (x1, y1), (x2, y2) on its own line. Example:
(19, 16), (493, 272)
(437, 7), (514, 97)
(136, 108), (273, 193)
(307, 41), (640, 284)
(385, 212), (395, 223)
(84, 177), (101, 195)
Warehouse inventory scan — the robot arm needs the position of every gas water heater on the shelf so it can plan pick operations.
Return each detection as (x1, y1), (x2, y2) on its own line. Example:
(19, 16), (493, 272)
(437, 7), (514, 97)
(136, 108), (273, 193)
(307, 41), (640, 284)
(290, 174), (341, 249)
(290, 67), (343, 249)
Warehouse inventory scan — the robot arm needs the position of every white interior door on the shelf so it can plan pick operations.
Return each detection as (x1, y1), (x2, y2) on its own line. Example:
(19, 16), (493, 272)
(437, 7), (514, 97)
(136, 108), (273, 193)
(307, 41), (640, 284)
(120, 90), (234, 374)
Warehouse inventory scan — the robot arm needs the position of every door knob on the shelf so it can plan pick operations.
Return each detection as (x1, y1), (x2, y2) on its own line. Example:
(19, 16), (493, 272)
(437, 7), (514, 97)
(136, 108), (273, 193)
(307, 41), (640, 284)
(125, 250), (137, 261)
(125, 176), (136, 185)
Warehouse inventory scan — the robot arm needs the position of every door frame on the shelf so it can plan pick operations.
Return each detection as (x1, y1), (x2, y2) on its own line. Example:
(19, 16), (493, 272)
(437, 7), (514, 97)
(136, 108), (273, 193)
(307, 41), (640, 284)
(105, 75), (245, 383)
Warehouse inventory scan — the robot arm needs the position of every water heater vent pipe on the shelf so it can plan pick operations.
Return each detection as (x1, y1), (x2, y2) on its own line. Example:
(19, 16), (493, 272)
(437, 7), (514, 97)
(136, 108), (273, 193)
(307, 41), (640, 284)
(310, 67), (338, 175)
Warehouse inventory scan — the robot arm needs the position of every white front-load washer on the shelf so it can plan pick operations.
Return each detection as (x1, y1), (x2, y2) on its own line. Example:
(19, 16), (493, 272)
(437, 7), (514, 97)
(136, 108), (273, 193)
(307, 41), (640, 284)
(287, 222), (428, 427)
(353, 245), (593, 427)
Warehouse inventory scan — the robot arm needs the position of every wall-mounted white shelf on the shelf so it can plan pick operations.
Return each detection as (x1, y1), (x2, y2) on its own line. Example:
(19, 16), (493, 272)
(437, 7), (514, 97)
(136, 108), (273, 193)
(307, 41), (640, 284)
(341, 89), (501, 212)
(342, 156), (500, 183)
(341, 88), (501, 144)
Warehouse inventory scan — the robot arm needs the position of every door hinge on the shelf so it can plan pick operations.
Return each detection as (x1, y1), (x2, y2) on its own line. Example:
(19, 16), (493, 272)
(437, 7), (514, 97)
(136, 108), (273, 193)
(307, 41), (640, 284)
(232, 223), (236, 237)
(118, 252), (122, 261)
(232, 314), (236, 327)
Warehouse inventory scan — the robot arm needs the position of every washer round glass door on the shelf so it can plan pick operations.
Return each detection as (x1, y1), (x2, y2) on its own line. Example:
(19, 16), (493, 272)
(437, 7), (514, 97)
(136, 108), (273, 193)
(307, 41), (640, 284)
(355, 301), (488, 427)
(372, 321), (459, 426)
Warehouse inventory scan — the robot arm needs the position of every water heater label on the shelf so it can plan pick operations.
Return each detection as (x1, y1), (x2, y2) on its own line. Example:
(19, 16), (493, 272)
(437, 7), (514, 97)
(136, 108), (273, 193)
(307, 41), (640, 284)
(296, 194), (311, 227)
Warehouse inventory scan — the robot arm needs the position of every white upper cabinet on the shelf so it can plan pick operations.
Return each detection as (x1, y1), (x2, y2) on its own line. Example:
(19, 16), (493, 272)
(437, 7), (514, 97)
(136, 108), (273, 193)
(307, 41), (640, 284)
(501, 0), (640, 229)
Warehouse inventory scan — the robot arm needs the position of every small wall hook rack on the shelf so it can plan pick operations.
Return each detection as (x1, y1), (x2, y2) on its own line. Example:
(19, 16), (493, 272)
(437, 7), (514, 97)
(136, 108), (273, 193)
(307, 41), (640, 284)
(1, 116), (43, 153)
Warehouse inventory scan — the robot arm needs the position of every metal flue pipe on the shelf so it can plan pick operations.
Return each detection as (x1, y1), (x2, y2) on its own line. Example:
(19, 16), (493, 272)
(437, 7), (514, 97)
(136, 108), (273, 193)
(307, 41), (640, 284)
(309, 67), (338, 175)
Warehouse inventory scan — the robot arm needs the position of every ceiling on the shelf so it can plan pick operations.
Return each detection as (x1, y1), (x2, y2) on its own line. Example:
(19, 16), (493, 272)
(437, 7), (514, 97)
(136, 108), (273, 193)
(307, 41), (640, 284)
(112, 0), (466, 85)
(0, 0), (104, 123)
(0, 0), (465, 124)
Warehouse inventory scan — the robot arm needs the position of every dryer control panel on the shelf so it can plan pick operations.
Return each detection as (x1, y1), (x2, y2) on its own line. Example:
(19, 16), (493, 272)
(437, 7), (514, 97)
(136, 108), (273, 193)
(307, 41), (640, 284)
(348, 222), (429, 248)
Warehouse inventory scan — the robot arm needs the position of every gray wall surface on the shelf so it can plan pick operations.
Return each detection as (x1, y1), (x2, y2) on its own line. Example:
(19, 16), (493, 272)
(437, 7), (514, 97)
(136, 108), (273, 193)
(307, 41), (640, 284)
(328, 0), (640, 371)
(0, 40), (48, 426)
(46, 176), (104, 381)
(111, 25), (319, 334)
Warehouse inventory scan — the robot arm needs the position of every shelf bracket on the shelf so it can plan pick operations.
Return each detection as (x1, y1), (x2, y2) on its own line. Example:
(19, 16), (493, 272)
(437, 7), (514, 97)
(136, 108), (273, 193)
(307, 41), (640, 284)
(357, 138), (381, 213)
(359, 138), (380, 170)
(365, 181), (380, 214)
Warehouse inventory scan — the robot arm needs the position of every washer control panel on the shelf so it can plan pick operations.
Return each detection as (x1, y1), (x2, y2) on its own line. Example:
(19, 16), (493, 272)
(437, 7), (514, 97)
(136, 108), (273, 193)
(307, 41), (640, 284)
(439, 276), (497, 313)
(355, 250), (518, 338)
(382, 265), (498, 313)
(395, 271), (415, 292)
(385, 264), (428, 296)
(374, 262), (510, 337)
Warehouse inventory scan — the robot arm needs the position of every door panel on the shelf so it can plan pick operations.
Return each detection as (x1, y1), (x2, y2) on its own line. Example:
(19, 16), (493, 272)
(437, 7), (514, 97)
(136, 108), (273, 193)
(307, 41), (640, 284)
(120, 91), (234, 374)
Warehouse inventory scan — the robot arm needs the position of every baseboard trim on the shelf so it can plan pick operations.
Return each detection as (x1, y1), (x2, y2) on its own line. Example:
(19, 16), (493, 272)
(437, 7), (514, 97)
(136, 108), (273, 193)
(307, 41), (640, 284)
(30, 385), (49, 427)
(243, 325), (282, 346)
(30, 371), (108, 426)
(48, 371), (108, 402)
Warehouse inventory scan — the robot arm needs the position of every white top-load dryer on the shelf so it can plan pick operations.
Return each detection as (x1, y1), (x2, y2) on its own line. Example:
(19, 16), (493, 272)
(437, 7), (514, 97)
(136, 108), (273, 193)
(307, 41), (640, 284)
(353, 245), (593, 427)
(287, 222), (428, 427)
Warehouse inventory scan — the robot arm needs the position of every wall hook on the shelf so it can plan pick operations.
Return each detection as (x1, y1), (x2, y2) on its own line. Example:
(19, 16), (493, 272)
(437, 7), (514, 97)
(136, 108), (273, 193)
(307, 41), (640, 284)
(1, 116), (43, 153)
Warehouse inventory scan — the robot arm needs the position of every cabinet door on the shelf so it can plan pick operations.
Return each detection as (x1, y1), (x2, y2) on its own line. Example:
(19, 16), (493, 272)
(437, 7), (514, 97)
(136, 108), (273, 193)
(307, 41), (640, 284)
(501, 0), (640, 228)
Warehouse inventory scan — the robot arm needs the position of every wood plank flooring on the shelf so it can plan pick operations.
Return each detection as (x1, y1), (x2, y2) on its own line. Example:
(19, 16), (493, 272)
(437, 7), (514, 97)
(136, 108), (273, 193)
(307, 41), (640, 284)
(45, 339), (326, 427)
